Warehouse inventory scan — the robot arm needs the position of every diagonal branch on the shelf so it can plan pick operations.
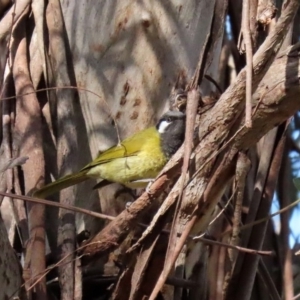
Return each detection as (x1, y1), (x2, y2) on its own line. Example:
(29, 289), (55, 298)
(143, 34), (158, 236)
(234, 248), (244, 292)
(81, 0), (300, 265)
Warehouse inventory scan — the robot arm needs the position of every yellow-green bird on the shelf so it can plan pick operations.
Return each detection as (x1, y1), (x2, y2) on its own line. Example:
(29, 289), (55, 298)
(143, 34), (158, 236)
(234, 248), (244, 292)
(34, 111), (186, 198)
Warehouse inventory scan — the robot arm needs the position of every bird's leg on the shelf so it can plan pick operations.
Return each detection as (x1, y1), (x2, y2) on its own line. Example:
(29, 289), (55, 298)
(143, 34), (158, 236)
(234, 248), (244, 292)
(131, 179), (155, 194)
(125, 179), (155, 210)
(145, 179), (155, 194)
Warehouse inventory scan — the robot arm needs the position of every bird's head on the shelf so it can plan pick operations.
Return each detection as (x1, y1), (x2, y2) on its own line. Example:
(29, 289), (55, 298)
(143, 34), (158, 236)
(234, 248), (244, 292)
(156, 111), (186, 158)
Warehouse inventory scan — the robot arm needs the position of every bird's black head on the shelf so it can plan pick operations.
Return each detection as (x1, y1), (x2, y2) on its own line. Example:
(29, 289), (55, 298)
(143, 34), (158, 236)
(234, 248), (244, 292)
(156, 111), (186, 158)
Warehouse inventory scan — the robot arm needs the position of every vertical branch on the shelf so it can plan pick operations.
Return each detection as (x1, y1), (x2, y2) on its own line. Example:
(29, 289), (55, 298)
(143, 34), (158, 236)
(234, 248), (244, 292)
(249, 0), (258, 51)
(0, 75), (11, 200)
(74, 258), (82, 300)
(226, 125), (287, 300)
(46, 0), (81, 298)
(226, 128), (277, 299)
(278, 146), (294, 299)
(12, 24), (46, 299)
(242, 0), (253, 128)
(229, 153), (251, 263)
(169, 88), (200, 294)
(166, 15), (213, 298)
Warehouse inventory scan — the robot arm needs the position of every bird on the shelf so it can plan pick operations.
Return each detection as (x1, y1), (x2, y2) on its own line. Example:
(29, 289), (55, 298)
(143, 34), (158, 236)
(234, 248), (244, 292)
(34, 110), (186, 198)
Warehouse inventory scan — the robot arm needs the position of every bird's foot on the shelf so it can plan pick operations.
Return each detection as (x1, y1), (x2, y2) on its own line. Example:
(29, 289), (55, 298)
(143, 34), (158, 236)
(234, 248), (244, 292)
(145, 179), (155, 194)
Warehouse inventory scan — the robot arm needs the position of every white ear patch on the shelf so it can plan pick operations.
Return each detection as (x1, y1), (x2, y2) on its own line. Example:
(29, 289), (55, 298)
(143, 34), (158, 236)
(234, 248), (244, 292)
(158, 120), (171, 133)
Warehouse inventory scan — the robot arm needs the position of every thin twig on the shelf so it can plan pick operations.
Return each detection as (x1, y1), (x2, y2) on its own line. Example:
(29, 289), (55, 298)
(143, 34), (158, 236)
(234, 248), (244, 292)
(138, 223), (272, 256)
(0, 0), (30, 43)
(150, 214), (199, 300)
(229, 153), (251, 263)
(0, 85), (121, 144)
(242, 0), (253, 127)
(239, 197), (300, 231)
(258, 260), (281, 300)
(209, 192), (235, 227)
(166, 89), (199, 272)
(0, 191), (115, 221)
(7, 0), (17, 69)
(204, 74), (223, 94)
(193, 236), (273, 256)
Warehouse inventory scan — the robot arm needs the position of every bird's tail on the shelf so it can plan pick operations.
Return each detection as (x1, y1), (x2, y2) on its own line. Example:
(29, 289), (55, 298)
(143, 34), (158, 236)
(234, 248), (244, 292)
(33, 170), (89, 198)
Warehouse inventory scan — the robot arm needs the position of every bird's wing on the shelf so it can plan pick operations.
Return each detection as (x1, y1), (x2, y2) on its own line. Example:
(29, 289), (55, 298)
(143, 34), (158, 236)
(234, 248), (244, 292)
(82, 144), (139, 170)
(81, 127), (156, 171)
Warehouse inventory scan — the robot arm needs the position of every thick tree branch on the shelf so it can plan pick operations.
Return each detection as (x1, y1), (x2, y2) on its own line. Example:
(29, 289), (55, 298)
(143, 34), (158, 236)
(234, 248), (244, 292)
(12, 15), (46, 299)
(81, 48), (300, 262)
(81, 5), (300, 284)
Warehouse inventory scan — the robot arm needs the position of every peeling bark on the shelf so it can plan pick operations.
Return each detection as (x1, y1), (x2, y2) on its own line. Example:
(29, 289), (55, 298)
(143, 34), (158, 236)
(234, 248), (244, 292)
(12, 14), (46, 298)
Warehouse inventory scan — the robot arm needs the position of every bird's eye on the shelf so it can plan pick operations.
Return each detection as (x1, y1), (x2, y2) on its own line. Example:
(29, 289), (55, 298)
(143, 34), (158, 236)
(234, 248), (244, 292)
(166, 117), (172, 122)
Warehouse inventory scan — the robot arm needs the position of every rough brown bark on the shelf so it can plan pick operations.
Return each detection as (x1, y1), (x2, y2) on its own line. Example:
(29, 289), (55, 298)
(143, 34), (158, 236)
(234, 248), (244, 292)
(12, 14), (47, 298)
(46, 0), (81, 298)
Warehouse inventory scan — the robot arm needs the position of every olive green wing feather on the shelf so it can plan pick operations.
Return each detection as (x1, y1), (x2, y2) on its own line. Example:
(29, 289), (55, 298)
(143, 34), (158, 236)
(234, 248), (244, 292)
(81, 127), (155, 171)
(81, 144), (138, 170)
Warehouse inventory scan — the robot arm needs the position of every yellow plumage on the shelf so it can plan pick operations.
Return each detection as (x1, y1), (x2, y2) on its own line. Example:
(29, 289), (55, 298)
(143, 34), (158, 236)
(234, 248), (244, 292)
(33, 111), (185, 199)
(84, 127), (167, 188)
(34, 127), (167, 198)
